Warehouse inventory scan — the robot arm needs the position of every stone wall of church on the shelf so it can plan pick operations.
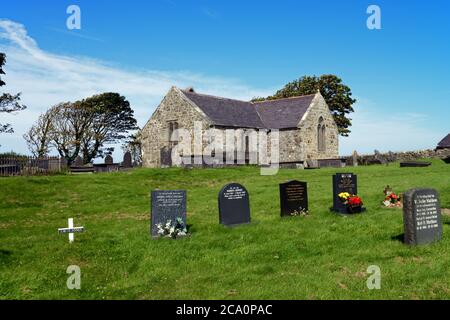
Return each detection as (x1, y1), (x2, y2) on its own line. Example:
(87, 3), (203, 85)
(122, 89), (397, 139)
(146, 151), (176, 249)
(298, 94), (339, 161)
(277, 129), (305, 163)
(140, 87), (210, 168)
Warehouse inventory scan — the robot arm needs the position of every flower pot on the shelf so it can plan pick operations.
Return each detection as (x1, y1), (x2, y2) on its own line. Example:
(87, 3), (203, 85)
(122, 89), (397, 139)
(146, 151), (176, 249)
(347, 205), (362, 214)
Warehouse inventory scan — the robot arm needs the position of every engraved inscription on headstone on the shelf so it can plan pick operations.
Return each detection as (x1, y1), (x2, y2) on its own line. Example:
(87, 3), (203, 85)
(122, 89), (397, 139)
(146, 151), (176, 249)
(151, 190), (186, 237)
(403, 188), (443, 245)
(218, 183), (251, 226)
(279, 180), (308, 217)
(332, 173), (357, 213)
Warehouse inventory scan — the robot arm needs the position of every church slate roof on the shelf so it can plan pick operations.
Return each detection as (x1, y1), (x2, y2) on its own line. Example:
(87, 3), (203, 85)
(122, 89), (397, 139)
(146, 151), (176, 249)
(182, 90), (316, 130)
(253, 95), (315, 129)
(182, 90), (266, 129)
(437, 134), (450, 149)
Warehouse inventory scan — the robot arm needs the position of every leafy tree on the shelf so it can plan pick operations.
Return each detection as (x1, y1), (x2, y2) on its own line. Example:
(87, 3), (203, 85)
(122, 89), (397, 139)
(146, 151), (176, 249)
(253, 75), (356, 136)
(0, 53), (26, 135)
(79, 92), (138, 164)
(48, 102), (89, 165)
(23, 111), (53, 157)
(25, 93), (138, 165)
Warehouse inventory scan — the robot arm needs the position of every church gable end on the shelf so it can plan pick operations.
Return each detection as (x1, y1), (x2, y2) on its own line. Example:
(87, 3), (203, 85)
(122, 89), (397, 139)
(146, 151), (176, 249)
(297, 92), (339, 161)
(140, 87), (211, 167)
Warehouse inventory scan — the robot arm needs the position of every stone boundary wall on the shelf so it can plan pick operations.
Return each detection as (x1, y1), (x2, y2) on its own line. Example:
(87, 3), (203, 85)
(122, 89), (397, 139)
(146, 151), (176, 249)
(344, 149), (450, 166)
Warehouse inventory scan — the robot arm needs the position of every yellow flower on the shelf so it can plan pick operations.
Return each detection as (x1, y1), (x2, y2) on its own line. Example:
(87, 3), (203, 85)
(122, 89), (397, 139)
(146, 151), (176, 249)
(338, 192), (350, 200)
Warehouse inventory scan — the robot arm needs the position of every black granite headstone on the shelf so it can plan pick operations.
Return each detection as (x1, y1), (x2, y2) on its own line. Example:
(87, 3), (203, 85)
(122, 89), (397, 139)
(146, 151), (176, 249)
(332, 173), (357, 213)
(403, 188), (443, 245)
(151, 190), (187, 237)
(279, 180), (308, 217)
(218, 183), (250, 226)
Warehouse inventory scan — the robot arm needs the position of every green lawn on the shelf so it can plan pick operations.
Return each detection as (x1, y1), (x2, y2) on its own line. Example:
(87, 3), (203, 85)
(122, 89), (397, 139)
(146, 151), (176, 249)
(1, 160), (450, 299)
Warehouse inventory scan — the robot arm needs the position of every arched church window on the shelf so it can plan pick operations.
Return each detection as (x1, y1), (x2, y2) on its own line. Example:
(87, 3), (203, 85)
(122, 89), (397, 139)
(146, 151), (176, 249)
(318, 117), (326, 152)
(321, 123), (326, 152)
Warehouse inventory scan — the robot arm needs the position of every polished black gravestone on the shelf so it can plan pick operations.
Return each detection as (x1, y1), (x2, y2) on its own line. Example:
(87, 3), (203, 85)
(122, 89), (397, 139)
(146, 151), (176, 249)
(150, 190), (186, 237)
(218, 183), (250, 226)
(332, 173), (357, 213)
(279, 180), (308, 217)
(403, 188), (442, 245)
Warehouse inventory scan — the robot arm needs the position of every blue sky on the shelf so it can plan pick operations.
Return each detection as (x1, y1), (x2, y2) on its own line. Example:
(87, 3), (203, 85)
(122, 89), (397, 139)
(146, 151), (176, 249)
(1, 0), (449, 157)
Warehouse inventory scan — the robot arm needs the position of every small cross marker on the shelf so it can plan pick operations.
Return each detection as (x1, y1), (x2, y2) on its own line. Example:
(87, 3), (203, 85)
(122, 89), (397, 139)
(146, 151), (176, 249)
(58, 218), (84, 243)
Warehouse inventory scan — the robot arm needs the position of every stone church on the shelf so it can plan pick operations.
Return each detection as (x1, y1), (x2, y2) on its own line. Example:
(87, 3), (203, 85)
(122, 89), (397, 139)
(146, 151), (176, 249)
(140, 86), (339, 168)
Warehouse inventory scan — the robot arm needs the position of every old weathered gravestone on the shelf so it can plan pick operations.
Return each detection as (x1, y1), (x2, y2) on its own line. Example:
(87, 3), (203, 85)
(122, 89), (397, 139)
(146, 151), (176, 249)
(352, 150), (359, 167)
(403, 188), (443, 245)
(279, 180), (308, 217)
(218, 183), (250, 226)
(150, 190), (186, 237)
(104, 155), (114, 165)
(332, 173), (357, 213)
(73, 156), (83, 166)
(160, 147), (172, 167)
(123, 151), (132, 168)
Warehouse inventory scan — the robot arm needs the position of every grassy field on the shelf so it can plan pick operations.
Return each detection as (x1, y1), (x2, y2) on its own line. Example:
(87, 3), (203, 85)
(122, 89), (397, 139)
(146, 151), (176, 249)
(1, 159), (450, 300)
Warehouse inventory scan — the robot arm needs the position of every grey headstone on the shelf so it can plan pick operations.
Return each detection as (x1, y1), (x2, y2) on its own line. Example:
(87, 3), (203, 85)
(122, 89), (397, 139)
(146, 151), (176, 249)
(104, 155), (113, 165)
(403, 188), (443, 245)
(150, 190), (187, 237)
(160, 147), (172, 167)
(73, 156), (83, 166)
(352, 150), (359, 167)
(123, 151), (132, 168)
(279, 180), (308, 217)
(218, 183), (250, 226)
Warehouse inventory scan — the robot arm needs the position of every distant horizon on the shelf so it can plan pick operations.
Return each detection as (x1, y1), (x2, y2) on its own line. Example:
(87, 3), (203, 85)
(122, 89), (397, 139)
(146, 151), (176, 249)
(1, 1), (449, 160)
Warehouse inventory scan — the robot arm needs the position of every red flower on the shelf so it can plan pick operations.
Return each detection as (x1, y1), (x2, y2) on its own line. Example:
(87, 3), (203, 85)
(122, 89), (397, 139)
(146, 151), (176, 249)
(348, 196), (362, 207)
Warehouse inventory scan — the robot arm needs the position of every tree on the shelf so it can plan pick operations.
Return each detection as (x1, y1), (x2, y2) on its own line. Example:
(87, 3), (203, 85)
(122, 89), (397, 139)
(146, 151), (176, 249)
(252, 75), (356, 136)
(0, 53), (26, 135)
(48, 102), (89, 165)
(25, 93), (138, 165)
(79, 92), (138, 164)
(23, 111), (53, 157)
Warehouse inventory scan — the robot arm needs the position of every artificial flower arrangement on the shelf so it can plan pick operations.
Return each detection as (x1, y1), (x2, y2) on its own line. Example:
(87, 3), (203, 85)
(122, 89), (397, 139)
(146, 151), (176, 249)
(382, 186), (402, 208)
(155, 217), (187, 239)
(338, 192), (364, 213)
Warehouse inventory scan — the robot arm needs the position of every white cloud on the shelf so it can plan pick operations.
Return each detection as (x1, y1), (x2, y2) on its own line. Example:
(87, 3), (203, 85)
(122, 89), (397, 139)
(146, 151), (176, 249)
(340, 99), (442, 156)
(0, 20), (273, 159)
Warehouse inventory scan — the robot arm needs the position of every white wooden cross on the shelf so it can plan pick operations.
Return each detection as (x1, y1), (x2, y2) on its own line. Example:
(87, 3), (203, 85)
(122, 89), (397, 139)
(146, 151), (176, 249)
(58, 218), (84, 243)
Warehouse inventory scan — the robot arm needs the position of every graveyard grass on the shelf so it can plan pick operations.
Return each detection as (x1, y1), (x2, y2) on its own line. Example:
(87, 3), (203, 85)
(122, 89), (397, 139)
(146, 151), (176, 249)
(1, 159), (450, 300)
